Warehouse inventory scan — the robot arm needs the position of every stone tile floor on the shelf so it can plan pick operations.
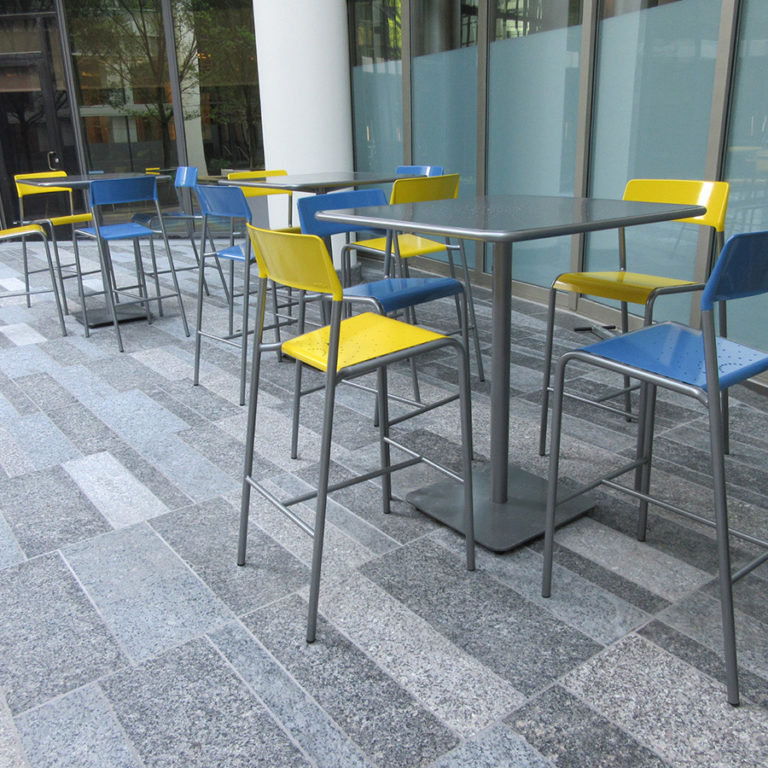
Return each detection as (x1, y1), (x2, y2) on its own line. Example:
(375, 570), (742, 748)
(1, 237), (767, 767)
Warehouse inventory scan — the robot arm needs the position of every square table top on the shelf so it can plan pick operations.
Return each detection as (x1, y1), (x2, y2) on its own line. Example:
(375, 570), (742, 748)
(219, 170), (414, 192)
(316, 194), (708, 244)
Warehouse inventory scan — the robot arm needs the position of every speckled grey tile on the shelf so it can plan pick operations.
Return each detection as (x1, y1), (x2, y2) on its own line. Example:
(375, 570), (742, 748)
(0, 467), (111, 556)
(210, 621), (374, 768)
(0, 371), (37, 415)
(563, 635), (768, 768)
(527, 537), (670, 615)
(16, 684), (141, 768)
(244, 594), (459, 768)
(0, 343), (60, 378)
(317, 569), (524, 737)
(1, 410), (80, 470)
(0, 512), (25, 569)
(553, 517), (711, 601)
(361, 538), (601, 695)
(658, 589), (768, 680)
(101, 637), (310, 768)
(176, 422), (248, 479)
(150, 496), (308, 615)
(427, 722), (552, 768)
(638, 619), (768, 708)
(15, 372), (78, 412)
(0, 692), (30, 768)
(64, 451), (170, 527)
(434, 531), (649, 645)
(0, 553), (126, 714)
(509, 685), (669, 767)
(0, 425), (35, 478)
(153, 378), (244, 421)
(63, 524), (233, 662)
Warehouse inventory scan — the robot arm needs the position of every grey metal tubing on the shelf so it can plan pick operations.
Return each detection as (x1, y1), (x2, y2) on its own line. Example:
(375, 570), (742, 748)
(634, 382), (657, 541)
(237, 275), (269, 566)
(378, 365), (392, 516)
(306, 301), (344, 643)
(538, 285), (558, 456)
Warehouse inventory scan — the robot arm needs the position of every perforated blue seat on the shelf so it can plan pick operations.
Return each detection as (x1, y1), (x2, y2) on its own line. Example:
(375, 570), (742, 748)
(542, 229), (768, 707)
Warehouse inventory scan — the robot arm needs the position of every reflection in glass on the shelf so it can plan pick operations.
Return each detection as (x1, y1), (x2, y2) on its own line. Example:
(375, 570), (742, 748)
(348, 0), (403, 173)
(585, 0), (719, 323)
(411, 0), (477, 198)
(723, 0), (768, 348)
(487, 1), (581, 284)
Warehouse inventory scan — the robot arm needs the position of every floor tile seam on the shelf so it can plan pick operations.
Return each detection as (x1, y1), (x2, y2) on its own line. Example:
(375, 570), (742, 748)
(430, 532), (647, 648)
(0, 688), (31, 768)
(0, 509), (27, 570)
(552, 652), (678, 768)
(204, 621), (355, 768)
(56, 547), (138, 667)
(142, 519), (239, 622)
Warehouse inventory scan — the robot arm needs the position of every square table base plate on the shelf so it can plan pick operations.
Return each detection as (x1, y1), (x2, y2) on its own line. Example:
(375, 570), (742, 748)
(73, 305), (154, 328)
(406, 464), (593, 553)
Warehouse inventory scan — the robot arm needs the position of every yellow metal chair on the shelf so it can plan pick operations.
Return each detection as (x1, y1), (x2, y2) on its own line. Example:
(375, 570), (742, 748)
(239, 224), (475, 642)
(226, 170), (295, 227)
(344, 173), (485, 382)
(538, 178), (730, 455)
(14, 171), (96, 322)
(0, 224), (67, 336)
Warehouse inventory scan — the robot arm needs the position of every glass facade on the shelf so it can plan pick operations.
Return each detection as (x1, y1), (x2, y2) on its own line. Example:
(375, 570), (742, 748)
(487, 0), (581, 284)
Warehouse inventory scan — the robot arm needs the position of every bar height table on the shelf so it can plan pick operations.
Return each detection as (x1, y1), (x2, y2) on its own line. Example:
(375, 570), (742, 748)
(218, 170), (417, 195)
(318, 194), (707, 552)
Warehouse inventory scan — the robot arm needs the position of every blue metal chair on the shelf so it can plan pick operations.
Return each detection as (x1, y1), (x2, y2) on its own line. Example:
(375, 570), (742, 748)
(542, 229), (768, 707)
(76, 175), (190, 351)
(194, 184), (290, 405)
(395, 164), (444, 176)
(296, 189), (470, 457)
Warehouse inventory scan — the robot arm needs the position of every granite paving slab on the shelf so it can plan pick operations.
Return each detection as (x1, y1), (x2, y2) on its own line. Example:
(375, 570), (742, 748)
(563, 635), (768, 768)
(150, 496), (309, 615)
(210, 621), (374, 768)
(0, 553), (126, 714)
(63, 524), (233, 662)
(0, 466), (112, 556)
(16, 684), (142, 768)
(243, 593), (459, 768)
(360, 538), (602, 695)
(101, 637), (310, 768)
(0, 692), (30, 768)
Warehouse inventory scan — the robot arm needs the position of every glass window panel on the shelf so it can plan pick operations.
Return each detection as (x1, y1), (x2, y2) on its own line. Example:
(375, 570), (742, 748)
(486, 1), (582, 285)
(178, 0), (263, 175)
(349, 0), (403, 173)
(585, 0), (720, 322)
(66, 0), (176, 172)
(411, 0), (477, 199)
(722, 0), (768, 350)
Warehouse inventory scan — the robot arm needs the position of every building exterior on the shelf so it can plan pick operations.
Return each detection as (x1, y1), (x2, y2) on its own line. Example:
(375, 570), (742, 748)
(0, 0), (766, 346)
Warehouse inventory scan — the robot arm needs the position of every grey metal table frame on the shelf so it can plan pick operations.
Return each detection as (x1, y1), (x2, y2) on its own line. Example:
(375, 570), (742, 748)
(318, 194), (708, 552)
(23, 173), (171, 329)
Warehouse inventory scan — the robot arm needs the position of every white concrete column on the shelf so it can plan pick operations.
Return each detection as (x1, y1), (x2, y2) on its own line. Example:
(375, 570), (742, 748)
(252, 0), (353, 230)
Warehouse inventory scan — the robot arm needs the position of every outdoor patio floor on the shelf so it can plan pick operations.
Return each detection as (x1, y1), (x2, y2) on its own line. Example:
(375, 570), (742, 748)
(1, 236), (767, 767)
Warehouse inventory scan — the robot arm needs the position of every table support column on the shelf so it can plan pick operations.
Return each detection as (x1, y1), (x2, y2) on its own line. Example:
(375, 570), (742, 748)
(490, 240), (512, 503)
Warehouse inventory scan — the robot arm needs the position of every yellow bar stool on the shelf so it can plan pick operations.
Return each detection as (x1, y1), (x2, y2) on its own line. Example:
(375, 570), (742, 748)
(14, 171), (96, 325)
(239, 224), (475, 643)
(226, 169), (296, 228)
(539, 178), (730, 455)
(0, 224), (67, 337)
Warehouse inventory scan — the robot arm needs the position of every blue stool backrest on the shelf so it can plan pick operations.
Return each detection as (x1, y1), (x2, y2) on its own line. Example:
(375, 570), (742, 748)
(396, 165), (444, 177)
(702, 230), (768, 311)
(175, 166), (198, 189)
(90, 176), (157, 207)
(298, 188), (387, 238)
(195, 184), (251, 221)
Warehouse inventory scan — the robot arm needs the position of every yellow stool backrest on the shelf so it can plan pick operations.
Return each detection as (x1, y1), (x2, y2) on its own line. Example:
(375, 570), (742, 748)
(247, 223), (342, 300)
(227, 169), (289, 198)
(623, 178), (729, 232)
(390, 173), (460, 205)
(15, 170), (71, 198)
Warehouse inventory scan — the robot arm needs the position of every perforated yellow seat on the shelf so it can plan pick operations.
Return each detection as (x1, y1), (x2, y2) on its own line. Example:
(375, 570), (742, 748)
(239, 224), (475, 643)
(539, 178), (730, 456)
